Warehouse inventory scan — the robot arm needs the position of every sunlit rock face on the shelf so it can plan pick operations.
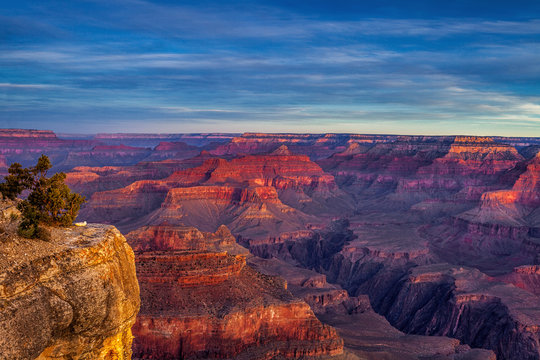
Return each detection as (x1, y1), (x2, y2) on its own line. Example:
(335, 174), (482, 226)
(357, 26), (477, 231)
(0, 209), (140, 360)
(65, 150), (217, 197)
(396, 136), (523, 203)
(7, 130), (539, 359)
(499, 265), (540, 296)
(79, 147), (351, 238)
(126, 225), (344, 360)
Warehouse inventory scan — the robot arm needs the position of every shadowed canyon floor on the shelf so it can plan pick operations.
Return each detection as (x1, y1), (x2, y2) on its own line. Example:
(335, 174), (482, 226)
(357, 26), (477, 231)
(2, 129), (540, 359)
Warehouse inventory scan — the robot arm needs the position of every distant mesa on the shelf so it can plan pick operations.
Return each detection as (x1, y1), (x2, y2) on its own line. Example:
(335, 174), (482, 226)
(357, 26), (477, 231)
(270, 144), (293, 155)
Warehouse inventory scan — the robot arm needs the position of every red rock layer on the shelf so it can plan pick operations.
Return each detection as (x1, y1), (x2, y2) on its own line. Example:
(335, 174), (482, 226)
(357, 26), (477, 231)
(126, 224), (244, 254)
(478, 152), (540, 213)
(146, 185), (312, 236)
(135, 251), (246, 286)
(0, 129), (58, 139)
(80, 148), (347, 236)
(318, 138), (453, 201)
(436, 152), (540, 269)
(130, 225), (344, 359)
(211, 133), (395, 159)
(65, 151), (216, 196)
(499, 265), (540, 296)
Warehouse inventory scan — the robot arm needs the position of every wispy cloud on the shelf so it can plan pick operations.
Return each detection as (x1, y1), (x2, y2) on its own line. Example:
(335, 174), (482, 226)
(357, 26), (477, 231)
(0, 82), (59, 89)
(1, 0), (539, 135)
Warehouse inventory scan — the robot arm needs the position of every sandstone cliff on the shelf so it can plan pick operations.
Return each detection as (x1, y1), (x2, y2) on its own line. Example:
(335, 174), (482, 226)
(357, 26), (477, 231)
(126, 224), (345, 359)
(0, 203), (140, 360)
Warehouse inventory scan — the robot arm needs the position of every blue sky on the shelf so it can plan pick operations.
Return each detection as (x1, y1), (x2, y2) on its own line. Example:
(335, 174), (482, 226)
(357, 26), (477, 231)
(1, 0), (539, 135)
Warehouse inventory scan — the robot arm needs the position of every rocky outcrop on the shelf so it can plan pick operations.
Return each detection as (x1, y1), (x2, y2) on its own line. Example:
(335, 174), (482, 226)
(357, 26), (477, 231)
(397, 137), (522, 200)
(65, 151), (217, 197)
(249, 254), (496, 360)
(128, 225), (344, 359)
(126, 224), (248, 255)
(461, 151), (540, 225)
(370, 264), (540, 360)
(499, 265), (540, 296)
(0, 215), (140, 360)
(318, 137), (452, 200)
(423, 151), (540, 272)
(246, 219), (539, 360)
(79, 149), (349, 236)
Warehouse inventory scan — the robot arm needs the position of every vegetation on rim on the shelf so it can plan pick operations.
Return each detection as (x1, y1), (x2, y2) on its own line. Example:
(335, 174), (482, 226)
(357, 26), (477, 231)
(0, 155), (86, 239)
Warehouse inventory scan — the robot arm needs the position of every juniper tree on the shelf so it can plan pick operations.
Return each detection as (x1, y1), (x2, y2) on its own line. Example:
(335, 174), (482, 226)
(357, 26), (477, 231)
(0, 155), (86, 239)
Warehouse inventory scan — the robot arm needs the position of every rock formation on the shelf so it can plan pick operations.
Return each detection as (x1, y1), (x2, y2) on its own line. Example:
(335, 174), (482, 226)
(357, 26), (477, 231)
(0, 202), (140, 360)
(80, 148), (350, 237)
(60, 144), (153, 169)
(245, 220), (540, 360)
(4, 129), (540, 359)
(249, 257), (496, 360)
(125, 224), (344, 359)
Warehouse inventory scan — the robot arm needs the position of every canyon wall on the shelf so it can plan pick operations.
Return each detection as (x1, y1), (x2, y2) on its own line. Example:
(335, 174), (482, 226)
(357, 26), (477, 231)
(126, 224), (345, 359)
(0, 202), (140, 360)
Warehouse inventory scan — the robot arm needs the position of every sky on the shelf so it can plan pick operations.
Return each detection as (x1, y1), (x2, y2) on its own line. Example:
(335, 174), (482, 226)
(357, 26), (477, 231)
(1, 0), (539, 136)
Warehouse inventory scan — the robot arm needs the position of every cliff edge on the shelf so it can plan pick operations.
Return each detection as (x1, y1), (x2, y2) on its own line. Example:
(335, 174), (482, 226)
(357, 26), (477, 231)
(0, 201), (140, 360)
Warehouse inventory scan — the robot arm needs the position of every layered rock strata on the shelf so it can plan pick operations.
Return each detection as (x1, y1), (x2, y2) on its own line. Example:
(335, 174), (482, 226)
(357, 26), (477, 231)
(0, 215), (140, 360)
(126, 225), (344, 359)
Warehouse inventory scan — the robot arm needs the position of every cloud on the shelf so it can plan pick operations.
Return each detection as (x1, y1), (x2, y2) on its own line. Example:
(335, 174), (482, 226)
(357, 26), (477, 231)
(1, 0), (539, 135)
(0, 82), (59, 89)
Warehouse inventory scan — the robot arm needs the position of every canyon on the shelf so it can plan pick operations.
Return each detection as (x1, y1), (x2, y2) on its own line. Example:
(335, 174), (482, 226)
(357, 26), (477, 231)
(2, 129), (540, 359)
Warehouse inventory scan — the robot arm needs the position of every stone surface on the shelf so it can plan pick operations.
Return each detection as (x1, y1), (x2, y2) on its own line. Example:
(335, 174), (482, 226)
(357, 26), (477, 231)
(0, 210), (140, 360)
(128, 225), (344, 359)
(5, 129), (540, 359)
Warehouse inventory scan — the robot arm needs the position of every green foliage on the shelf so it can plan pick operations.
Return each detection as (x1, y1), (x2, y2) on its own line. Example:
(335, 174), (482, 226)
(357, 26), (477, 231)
(0, 155), (86, 239)
(17, 201), (41, 238)
(0, 163), (33, 200)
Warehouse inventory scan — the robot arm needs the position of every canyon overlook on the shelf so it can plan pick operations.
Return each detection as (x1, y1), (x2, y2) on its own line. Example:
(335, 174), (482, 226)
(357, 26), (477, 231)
(0, 199), (140, 360)
(1, 129), (540, 359)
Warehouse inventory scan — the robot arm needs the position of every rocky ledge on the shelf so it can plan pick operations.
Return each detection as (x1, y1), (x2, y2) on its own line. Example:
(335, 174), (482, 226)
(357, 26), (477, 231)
(0, 210), (140, 360)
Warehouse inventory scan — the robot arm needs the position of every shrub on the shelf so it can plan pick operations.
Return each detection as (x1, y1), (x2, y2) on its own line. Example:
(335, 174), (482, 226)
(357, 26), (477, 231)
(0, 163), (33, 200)
(0, 155), (86, 239)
